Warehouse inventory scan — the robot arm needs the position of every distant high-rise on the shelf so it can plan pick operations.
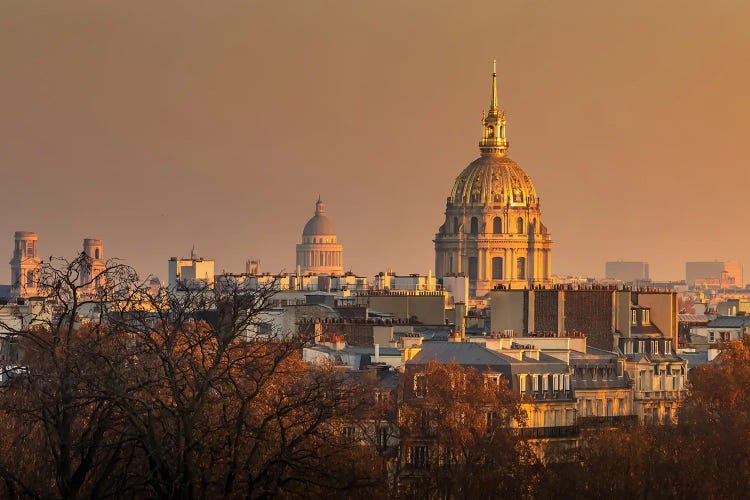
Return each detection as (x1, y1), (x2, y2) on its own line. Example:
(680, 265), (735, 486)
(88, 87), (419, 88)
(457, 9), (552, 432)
(9, 231), (41, 298)
(296, 197), (344, 275)
(605, 261), (650, 282)
(686, 261), (743, 289)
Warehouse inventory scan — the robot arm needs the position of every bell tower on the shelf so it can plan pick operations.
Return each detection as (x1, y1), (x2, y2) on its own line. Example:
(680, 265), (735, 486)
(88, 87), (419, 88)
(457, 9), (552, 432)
(81, 238), (105, 289)
(10, 231), (41, 298)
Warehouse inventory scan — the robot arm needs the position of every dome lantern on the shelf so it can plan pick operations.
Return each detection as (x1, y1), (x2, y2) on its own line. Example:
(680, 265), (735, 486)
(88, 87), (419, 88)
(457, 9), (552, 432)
(479, 60), (509, 157)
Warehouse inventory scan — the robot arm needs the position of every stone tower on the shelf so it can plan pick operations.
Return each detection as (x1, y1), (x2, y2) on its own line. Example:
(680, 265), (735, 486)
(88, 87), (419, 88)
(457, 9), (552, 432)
(81, 238), (105, 288)
(10, 231), (41, 298)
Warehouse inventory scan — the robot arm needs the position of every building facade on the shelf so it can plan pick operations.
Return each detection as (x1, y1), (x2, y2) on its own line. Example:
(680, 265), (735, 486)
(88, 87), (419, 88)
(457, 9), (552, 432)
(434, 63), (552, 297)
(168, 247), (215, 290)
(296, 197), (344, 275)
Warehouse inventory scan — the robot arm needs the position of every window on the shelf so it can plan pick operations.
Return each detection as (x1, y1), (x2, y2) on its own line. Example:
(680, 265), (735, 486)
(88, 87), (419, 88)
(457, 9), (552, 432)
(638, 340), (645, 353)
(664, 340), (672, 354)
(414, 374), (427, 398)
(94, 248), (100, 259)
(492, 216), (502, 234)
(257, 322), (272, 336)
(491, 257), (503, 280)
(643, 309), (650, 324)
(651, 340), (658, 353)
(516, 257), (526, 279)
(377, 427), (388, 448)
(468, 257), (478, 280)
(453, 217), (459, 233)
(486, 374), (502, 388)
(470, 217), (479, 234)
(709, 331), (715, 343)
(25, 270), (34, 288)
(631, 310), (638, 325)
(516, 217), (524, 234)
(26, 242), (34, 257)
(408, 446), (429, 468)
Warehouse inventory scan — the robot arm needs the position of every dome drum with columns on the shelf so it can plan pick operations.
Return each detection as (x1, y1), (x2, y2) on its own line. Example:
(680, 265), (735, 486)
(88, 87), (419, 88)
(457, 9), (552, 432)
(296, 197), (344, 275)
(435, 62), (553, 297)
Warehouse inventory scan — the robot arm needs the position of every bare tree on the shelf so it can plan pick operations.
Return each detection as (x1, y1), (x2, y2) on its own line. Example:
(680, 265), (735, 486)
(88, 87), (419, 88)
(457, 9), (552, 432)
(0, 255), (380, 499)
(0, 253), (143, 498)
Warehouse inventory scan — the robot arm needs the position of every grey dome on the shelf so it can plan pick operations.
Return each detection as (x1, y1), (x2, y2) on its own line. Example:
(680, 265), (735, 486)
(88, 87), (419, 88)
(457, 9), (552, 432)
(302, 198), (336, 236)
(303, 214), (336, 236)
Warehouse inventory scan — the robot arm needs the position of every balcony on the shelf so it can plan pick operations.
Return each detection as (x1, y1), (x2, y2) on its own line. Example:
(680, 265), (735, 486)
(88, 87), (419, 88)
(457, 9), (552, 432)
(578, 415), (638, 428)
(634, 390), (684, 401)
(526, 390), (574, 401)
(517, 425), (579, 439)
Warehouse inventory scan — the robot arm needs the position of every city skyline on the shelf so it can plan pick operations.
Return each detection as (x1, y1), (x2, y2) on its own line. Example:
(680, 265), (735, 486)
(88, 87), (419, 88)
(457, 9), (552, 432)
(2, 1), (749, 281)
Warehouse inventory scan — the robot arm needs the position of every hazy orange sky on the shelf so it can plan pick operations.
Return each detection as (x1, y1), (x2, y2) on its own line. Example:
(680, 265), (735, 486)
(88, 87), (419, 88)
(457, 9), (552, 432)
(2, 1), (749, 282)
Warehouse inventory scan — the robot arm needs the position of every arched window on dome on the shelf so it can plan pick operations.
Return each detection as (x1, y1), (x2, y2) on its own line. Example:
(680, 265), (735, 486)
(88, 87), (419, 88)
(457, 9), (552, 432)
(493, 217), (502, 234)
(453, 217), (459, 234)
(492, 257), (503, 280)
(516, 257), (526, 280)
(470, 217), (479, 235)
(516, 217), (524, 234)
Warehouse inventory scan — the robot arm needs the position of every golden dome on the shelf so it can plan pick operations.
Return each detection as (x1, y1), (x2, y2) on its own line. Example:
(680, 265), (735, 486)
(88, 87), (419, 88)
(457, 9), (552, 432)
(450, 154), (538, 207)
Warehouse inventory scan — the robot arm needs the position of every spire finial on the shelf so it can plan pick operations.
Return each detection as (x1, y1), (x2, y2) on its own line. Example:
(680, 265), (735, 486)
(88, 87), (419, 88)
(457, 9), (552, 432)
(315, 196), (325, 215)
(491, 59), (498, 112)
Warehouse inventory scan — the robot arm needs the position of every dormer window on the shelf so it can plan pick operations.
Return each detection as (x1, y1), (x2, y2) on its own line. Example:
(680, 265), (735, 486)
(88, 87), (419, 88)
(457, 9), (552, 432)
(631, 310), (637, 325)
(643, 309), (650, 325)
